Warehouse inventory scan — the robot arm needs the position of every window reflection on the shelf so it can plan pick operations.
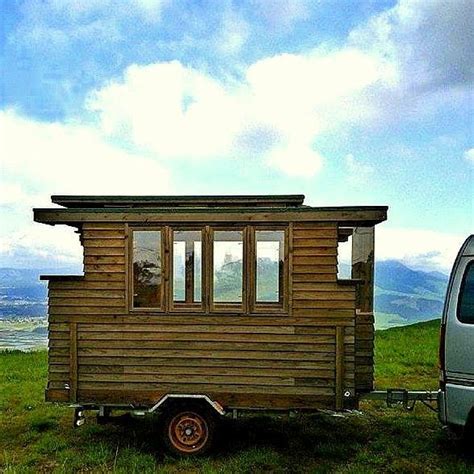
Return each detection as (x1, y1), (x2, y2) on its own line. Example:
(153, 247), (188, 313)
(133, 231), (162, 308)
(256, 230), (284, 303)
(173, 230), (202, 304)
(213, 231), (243, 303)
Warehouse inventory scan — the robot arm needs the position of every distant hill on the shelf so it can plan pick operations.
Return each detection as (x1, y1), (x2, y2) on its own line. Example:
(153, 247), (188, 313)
(0, 261), (449, 328)
(0, 267), (78, 319)
(374, 260), (449, 329)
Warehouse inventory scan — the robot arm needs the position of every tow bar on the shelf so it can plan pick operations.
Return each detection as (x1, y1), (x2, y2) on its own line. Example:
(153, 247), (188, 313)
(361, 389), (438, 412)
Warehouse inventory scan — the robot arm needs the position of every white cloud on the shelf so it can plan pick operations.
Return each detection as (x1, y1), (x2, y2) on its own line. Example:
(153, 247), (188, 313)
(0, 224), (83, 269)
(217, 10), (250, 55)
(0, 109), (171, 267)
(86, 0), (472, 177)
(14, 0), (170, 50)
(252, 0), (311, 29)
(349, 0), (473, 121)
(376, 227), (466, 273)
(0, 110), (171, 196)
(338, 227), (467, 274)
(88, 47), (390, 176)
(345, 154), (374, 186)
(464, 148), (474, 164)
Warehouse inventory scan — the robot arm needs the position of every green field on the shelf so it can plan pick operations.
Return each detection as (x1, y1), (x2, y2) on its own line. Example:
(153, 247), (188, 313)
(1, 320), (472, 473)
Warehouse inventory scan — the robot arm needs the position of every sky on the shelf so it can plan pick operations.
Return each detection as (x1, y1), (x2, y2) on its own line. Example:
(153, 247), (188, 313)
(0, 0), (473, 273)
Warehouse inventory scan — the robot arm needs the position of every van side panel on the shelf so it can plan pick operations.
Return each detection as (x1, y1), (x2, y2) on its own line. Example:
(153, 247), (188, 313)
(443, 240), (474, 428)
(446, 383), (474, 427)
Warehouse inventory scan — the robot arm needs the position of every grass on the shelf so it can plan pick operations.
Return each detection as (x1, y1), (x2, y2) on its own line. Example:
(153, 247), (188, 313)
(0, 319), (473, 473)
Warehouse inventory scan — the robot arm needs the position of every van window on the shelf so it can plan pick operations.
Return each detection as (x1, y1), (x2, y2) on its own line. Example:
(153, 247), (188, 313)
(458, 261), (474, 324)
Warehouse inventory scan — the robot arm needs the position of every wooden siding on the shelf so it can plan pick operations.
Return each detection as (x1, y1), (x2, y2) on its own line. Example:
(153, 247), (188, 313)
(46, 221), (368, 410)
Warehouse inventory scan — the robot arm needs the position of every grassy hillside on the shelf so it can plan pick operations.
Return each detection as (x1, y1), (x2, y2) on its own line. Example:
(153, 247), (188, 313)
(0, 320), (472, 473)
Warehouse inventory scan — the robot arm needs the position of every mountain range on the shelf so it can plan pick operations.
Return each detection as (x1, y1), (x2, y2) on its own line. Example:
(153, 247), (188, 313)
(0, 260), (449, 330)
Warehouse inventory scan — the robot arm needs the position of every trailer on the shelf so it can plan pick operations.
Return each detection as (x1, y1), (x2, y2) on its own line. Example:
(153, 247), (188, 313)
(34, 194), (389, 455)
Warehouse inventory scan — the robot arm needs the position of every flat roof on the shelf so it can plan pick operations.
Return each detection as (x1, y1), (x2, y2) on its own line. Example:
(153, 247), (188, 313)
(51, 194), (306, 208)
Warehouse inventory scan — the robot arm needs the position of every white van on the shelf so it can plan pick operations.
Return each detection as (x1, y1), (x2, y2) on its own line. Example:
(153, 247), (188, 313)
(438, 235), (474, 438)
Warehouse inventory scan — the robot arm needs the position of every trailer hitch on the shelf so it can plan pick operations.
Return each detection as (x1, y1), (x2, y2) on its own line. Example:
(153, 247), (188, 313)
(362, 389), (438, 412)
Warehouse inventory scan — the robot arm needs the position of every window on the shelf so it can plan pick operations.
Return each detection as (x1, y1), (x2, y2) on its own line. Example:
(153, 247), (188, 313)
(129, 225), (288, 314)
(172, 230), (202, 305)
(255, 230), (285, 304)
(213, 230), (244, 305)
(132, 230), (163, 308)
(458, 261), (474, 324)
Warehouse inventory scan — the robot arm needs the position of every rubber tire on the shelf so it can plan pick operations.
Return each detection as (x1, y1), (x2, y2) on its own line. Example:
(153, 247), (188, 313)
(161, 403), (216, 457)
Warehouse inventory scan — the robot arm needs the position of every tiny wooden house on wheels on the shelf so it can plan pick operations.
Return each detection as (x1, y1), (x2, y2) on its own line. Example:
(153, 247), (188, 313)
(34, 195), (387, 455)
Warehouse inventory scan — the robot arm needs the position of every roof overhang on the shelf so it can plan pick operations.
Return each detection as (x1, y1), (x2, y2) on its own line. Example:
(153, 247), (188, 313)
(34, 205), (388, 227)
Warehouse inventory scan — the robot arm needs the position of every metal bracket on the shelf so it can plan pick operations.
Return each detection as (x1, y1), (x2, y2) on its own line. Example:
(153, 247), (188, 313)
(73, 407), (85, 427)
(361, 389), (438, 412)
(148, 394), (225, 416)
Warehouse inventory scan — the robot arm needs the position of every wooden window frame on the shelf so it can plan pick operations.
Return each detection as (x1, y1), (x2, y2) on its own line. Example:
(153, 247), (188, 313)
(209, 226), (248, 314)
(128, 226), (168, 313)
(249, 226), (289, 314)
(169, 227), (206, 313)
(127, 223), (289, 316)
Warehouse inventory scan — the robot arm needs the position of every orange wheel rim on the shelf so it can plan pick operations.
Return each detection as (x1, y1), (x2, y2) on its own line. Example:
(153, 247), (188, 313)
(168, 411), (209, 453)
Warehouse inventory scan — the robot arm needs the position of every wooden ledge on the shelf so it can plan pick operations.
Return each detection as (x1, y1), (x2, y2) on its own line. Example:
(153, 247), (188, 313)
(337, 278), (364, 286)
(39, 275), (85, 281)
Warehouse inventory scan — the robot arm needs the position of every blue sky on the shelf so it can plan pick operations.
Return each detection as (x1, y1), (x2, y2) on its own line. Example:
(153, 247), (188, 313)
(0, 0), (472, 272)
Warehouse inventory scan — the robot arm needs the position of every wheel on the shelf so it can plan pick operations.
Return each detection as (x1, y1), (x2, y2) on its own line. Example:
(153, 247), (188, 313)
(162, 403), (216, 456)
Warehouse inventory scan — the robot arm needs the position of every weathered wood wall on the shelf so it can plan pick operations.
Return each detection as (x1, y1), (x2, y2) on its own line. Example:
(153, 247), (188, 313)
(46, 221), (368, 410)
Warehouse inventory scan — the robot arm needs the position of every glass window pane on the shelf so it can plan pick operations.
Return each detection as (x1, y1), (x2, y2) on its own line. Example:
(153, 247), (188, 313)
(133, 231), (162, 308)
(213, 231), (243, 303)
(173, 241), (185, 301)
(458, 262), (474, 324)
(173, 230), (202, 303)
(256, 230), (284, 303)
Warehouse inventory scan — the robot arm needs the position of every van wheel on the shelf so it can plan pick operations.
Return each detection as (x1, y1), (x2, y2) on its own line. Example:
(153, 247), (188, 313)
(162, 404), (216, 456)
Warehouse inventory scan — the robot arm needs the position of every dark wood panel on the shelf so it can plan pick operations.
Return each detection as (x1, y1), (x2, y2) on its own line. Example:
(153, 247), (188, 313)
(49, 314), (355, 326)
(293, 256), (338, 266)
(293, 291), (355, 300)
(84, 247), (125, 256)
(293, 229), (337, 238)
(73, 389), (337, 409)
(293, 248), (337, 256)
(293, 300), (354, 309)
(71, 340), (337, 353)
(78, 365), (335, 378)
(48, 280), (125, 290)
(82, 230), (125, 239)
(83, 239), (125, 248)
(293, 239), (337, 248)
(76, 331), (333, 344)
(292, 273), (337, 282)
(79, 373), (297, 386)
(77, 356), (336, 370)
(50, 289), (125, 298)
(77, 381), (334, 396)
(77, 348), (336, 361)
(49, 298), (125, 307)
(292, 265), (337, 274)
(84, 256), (125, 264)
(84, 273), (125, 282)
